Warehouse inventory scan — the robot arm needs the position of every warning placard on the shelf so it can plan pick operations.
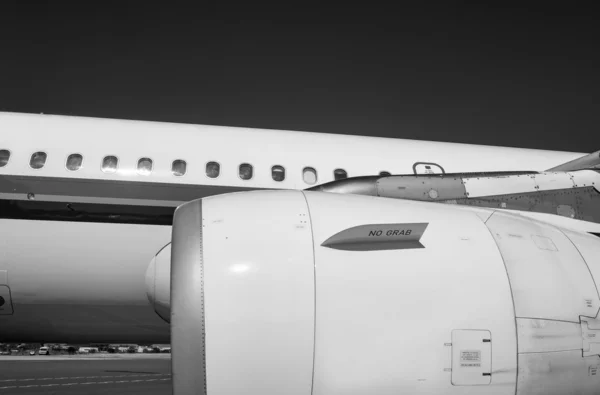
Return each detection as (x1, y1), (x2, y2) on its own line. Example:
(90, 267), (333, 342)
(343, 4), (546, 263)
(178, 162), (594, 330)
(321, 222), (428, 251)
(460, 350), (481, 368)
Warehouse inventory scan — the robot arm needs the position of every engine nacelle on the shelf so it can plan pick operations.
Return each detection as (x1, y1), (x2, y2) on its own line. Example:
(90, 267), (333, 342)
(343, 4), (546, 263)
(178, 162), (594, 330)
(169, 190), (600, 395)
(145, 243), (171, 323)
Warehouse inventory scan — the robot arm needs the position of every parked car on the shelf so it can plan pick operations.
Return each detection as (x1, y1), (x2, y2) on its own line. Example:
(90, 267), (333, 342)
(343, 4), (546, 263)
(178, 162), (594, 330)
(38, 347), (50, 355)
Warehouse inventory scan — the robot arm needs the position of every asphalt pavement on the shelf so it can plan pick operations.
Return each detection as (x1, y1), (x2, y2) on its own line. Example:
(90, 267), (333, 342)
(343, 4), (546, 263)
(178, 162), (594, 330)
(0, 354), (171, 395)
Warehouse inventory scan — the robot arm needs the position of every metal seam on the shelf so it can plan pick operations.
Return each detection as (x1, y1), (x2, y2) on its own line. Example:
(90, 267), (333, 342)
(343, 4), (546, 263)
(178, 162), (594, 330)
(301, 191), (317, 395)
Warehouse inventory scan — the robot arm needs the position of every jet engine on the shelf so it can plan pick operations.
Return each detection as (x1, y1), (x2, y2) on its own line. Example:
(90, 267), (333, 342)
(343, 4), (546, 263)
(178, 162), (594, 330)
(161, 190), (600, 395)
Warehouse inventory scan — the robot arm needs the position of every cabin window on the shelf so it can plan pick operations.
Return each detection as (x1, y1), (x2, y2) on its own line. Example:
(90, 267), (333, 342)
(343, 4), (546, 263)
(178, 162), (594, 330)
(102, 156), (118, 173)
(206, 161), (220, 178)
(303, 167), (317, 184)
(239, 163), (253, 180)
(66, 154), (83, 171)
(137, 157), (153, 175)
(334, 168), (348, 180)
(172, 159), (187, 176)
(379, 171), (391, 176)
(0, 150), (10, 167)
(30, 151), (47, 169)
(272, 165), (285, 182)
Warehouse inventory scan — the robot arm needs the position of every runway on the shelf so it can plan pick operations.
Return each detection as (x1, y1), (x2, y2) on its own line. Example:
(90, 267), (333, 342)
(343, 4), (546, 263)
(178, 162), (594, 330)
(0, 354), (171, 394)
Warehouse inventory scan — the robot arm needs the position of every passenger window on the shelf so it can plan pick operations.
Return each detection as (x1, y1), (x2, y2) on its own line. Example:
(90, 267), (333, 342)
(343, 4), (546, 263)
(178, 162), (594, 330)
(102, 156), (118, 173)
(239, 163), (253, 180)
(66, 154), (83, 171)
(334, 168), (347, 180)
(30, 152), (47, 169)
(379, 171), (391, 176)
(272, 165), (285, 182)
(172, 159), (187, 176)
(303, 167), (317, 184)
(206, 161), (220, 178)
(137, 157), (153, 175)
(0, 150), (10, 167)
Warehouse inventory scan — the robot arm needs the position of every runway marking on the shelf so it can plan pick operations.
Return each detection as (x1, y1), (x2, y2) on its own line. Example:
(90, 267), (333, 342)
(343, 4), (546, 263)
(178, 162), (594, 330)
(0, 377), (172, 390)
(0, 373), (171, 382)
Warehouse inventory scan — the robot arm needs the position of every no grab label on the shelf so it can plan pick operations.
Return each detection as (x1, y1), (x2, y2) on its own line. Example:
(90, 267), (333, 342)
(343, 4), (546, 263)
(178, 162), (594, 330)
(321, 223), (428, 251)
(368, 229), (412, 237)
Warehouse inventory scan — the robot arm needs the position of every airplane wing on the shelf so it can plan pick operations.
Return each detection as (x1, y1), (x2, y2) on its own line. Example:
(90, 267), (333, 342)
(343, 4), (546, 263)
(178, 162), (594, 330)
(547, 150), (600, 172)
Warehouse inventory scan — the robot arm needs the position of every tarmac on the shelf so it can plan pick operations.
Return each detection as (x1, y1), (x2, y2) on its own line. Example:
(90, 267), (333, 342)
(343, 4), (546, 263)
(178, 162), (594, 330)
(0, 354), (171, 394)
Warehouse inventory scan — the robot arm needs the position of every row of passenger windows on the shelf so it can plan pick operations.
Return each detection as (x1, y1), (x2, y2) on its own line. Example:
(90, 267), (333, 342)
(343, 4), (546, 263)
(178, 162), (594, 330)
(0, 149), (393, 183)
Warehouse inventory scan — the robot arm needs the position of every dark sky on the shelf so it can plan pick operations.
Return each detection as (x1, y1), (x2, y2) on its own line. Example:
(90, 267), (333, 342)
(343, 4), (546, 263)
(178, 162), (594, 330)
(1, 3), (598, 152)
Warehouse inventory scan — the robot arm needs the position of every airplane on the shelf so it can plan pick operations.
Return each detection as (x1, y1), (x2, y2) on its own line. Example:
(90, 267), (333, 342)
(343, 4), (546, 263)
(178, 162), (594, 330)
(2, 111), (600, 394)
(0, 110), (584, 343)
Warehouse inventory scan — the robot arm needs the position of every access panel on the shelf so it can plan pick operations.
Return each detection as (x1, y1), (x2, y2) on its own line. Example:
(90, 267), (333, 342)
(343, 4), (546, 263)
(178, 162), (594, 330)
(451, 329), (492, 385)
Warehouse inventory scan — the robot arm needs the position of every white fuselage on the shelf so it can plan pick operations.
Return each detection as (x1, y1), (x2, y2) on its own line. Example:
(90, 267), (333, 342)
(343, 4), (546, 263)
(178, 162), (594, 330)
(0, 112), (586, 343)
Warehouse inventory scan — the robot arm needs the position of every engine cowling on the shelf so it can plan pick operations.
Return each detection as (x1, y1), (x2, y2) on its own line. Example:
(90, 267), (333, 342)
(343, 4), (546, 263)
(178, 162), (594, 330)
(145, 243), (171, 323)
(168, 190), (600, 395)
